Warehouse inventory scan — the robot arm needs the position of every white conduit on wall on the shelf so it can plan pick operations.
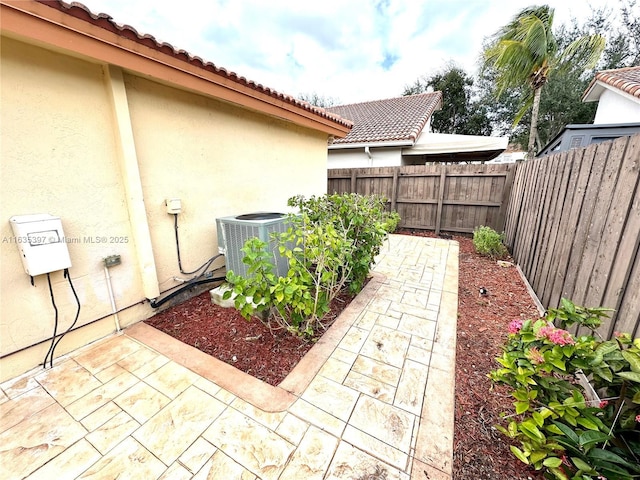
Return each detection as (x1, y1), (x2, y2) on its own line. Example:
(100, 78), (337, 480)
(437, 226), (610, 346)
(104, 265), (121, 332)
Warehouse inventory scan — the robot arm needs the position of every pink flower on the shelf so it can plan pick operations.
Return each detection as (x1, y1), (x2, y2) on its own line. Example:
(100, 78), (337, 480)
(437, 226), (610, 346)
(599, 400), (609, 409)
(636, 414), (640, 423)
(508, 319), (524, 334)
(526, 347), (545, 365)
(537, 326), (575, 346)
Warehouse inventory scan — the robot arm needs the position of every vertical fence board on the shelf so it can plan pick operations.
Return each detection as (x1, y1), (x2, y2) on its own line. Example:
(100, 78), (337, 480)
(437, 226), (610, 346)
(519, 160), (548, 278)
(559, 143), (607, 305)
(538, 151), (577, 306)
(501, 133), (640, 338)
(504, 161), (528, 250)
(516, 159), (540, 259)
(547, 147), (594, 308)
(572, 139), (624, 306)
(599, 136), (640, 337)
(435, 165), (446, 234)
(530, 153), (563, 293)
(581, 137), (631, 314)
(613, 254), (640, 338)
(498, 165), (516, 233)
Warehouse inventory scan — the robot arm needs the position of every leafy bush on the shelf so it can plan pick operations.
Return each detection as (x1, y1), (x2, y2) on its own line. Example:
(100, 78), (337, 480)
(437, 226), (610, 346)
(473, 225), (508, 259)
(224, 193), (399, 337)
(490, 299), (640, 479)
(288, 193), (399, 293)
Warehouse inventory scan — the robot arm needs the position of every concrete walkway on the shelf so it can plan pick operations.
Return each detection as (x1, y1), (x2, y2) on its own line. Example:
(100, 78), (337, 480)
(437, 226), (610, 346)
(0, 234), (458, 479)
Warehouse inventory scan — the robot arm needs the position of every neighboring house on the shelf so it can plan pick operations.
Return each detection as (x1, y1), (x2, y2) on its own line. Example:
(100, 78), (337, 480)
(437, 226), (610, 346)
(538, 123), (640, 157)
(583, 65), (640, 124)
(538, 66), (640, 156)
(488, 147), (527, 164)
(326, 93), (508, 168)
(0, 0), (351, 380)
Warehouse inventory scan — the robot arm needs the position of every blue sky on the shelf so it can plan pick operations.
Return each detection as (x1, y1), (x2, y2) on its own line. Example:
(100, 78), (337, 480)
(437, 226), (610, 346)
(79, 0), (616, 104)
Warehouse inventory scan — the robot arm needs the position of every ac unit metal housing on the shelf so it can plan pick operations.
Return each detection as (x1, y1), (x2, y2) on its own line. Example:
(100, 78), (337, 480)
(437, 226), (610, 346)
(216, 212), (290, 279)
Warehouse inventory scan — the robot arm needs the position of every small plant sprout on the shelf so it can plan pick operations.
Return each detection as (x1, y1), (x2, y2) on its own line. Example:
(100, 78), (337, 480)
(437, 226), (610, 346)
(473, 225), (508, 259)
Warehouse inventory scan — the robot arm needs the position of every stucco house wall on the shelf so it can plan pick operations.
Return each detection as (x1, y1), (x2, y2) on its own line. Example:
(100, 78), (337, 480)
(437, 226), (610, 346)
(1, 38), (150, 379)
(593, 88), (640, 124)
(124, 74), (329, 288)
(0, 1), (347, 381)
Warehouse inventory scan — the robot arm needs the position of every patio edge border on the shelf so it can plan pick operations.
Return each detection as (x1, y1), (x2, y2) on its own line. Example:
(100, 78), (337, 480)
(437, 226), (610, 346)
(125, 272), (386, 413)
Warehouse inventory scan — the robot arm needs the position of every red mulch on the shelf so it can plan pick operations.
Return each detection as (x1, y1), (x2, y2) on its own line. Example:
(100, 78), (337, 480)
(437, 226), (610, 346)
(399, 229), (544, 480)
(145, 288), (355, 386)
(145, 230), (546, 479)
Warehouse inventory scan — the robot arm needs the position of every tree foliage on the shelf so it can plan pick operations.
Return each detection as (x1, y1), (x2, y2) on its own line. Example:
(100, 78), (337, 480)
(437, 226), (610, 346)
(483, 5), (605, 158)
(297, 92), (338, 108)
(403, 63), (491, 136)
(403, 1), (637, 153)
(478, 0), (637, 151)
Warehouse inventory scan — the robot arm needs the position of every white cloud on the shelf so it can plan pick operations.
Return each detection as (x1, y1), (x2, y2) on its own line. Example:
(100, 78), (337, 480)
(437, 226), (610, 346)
(77, 0), (617, 104)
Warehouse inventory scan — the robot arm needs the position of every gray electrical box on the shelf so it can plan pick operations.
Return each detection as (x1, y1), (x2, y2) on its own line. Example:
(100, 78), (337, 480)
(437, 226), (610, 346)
(9, 214), (72, 276)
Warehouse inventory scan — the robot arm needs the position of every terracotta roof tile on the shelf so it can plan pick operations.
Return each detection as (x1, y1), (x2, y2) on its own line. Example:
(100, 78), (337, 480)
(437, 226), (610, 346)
(326, 92), (442, 145)
(32, 0), (352, 129)
(595, 66), (640, 98)
(583, 65), (640, 101)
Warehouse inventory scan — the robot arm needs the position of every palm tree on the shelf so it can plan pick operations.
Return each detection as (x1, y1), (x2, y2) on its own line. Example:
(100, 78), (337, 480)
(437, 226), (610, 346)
(484, 5), (605, 158)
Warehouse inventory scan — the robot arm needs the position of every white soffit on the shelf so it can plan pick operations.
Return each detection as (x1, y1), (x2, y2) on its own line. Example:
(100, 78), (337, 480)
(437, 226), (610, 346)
(402, 133), (509, 155)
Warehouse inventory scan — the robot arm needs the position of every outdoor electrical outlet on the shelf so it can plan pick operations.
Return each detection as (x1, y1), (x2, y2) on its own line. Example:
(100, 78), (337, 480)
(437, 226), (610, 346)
(104, 255), (121, 268)
(165, 198), (182, 214)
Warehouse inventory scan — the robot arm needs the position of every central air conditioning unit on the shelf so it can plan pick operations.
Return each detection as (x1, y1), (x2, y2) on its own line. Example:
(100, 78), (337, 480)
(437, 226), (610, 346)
(216, 212), (291, 279)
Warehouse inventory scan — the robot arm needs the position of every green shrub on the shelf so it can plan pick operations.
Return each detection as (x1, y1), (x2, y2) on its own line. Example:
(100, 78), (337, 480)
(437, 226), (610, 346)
(224, 193), (399, 337)
(288, 193), (399, 293)
(473, 225), (508, 259)
(490, 299), (640, 479)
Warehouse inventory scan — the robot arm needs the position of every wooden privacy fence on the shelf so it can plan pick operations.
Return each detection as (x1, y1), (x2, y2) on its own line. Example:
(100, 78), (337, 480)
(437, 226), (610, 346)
(327, 163), (516, 234)
(504, 134), (640, 337)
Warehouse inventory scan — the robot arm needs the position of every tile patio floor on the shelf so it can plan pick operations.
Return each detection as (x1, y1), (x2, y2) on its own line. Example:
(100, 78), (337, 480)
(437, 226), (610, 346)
(0, 234), (458, 480)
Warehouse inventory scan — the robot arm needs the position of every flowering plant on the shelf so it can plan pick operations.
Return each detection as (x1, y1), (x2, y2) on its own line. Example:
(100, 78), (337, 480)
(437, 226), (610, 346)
(490, 299), (640, 479)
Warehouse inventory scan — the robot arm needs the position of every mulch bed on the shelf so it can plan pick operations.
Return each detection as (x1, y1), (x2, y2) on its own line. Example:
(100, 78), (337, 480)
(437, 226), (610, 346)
(399, 229), (544, 480)
(145, 288), (356, 386)
(145, 230), (547, 479)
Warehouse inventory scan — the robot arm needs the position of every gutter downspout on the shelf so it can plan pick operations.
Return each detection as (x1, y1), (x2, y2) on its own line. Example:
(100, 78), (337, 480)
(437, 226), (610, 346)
(365, 146), (373, 167)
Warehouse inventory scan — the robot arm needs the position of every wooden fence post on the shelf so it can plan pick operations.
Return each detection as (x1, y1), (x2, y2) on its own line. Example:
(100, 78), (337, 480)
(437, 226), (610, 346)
(350, 170), (357, 193)
(391, 168), (399, 212)
(435, 164), (446, 235)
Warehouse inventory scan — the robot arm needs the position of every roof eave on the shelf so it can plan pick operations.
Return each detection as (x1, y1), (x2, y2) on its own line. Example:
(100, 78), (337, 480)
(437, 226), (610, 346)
(582, 79), (607, 103)
(0, 0), (352, 138)
(583, 77), (640, 105)
(328, 140), (415, 150)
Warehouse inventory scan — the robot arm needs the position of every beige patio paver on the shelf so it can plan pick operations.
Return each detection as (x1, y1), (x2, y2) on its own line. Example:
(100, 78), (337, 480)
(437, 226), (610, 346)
(1, 234), (457, 479)
(133, 386), (226, 466)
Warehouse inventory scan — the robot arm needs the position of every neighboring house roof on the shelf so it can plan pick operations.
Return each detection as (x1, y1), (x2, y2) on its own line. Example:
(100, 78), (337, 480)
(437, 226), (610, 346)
(0, 0), (352, 137)
(326, 92), (442, 147)
(583, 66), (640, 102)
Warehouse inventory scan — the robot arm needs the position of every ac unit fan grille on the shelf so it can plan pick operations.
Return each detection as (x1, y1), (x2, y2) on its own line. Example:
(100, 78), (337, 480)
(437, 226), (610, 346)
(216, 215), (290, 279)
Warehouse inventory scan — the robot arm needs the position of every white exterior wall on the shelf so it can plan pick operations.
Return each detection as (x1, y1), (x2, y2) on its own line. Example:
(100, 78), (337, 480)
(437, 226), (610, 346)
(327, 147), (402, 168)
(593, 88), (640, 124)
(0, 36), (329, 380)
